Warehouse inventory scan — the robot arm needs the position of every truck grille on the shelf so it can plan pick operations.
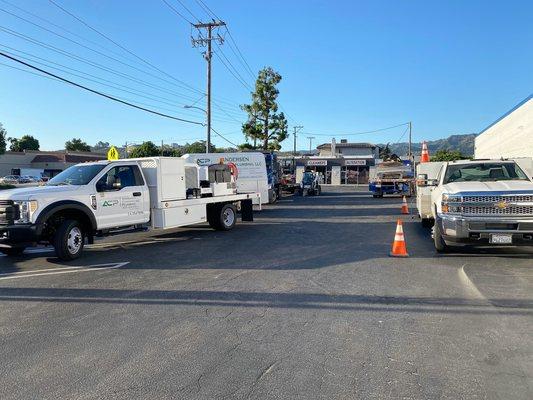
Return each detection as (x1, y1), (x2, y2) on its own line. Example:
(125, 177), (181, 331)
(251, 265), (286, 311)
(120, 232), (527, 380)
(462, 205), (533, 216)
(0, 200), (15, 225)
(462, 195), (533, 203)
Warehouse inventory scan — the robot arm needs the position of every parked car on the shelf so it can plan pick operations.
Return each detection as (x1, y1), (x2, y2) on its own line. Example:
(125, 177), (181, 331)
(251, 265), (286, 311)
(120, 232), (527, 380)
(0, 175), (21, 185)
(17, 176), (33, 184)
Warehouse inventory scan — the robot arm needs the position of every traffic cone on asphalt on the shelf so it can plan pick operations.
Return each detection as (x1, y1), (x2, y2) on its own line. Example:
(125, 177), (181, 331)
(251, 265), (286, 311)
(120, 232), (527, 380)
(401, 196), (409, 215)
(420, 141), (430, 163)
(390, 219), (409, 257)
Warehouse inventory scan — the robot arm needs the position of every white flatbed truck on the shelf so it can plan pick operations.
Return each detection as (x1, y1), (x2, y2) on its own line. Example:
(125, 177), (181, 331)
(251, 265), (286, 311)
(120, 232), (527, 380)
(0, 157), (260, 260)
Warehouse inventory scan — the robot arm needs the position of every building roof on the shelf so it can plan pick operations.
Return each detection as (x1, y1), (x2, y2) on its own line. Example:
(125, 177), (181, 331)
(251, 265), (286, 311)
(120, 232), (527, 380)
(30, 151), (107, 163)
(317, 142), (376, 149)
(478, 94), (533, 136)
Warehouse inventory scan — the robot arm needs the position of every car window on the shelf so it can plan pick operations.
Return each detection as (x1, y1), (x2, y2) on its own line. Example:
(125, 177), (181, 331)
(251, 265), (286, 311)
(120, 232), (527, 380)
(97, 165), (143, 191)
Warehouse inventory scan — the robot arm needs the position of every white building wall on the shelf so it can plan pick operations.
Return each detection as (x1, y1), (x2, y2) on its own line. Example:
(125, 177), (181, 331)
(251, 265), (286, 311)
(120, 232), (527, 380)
(475, 96), (533, 159)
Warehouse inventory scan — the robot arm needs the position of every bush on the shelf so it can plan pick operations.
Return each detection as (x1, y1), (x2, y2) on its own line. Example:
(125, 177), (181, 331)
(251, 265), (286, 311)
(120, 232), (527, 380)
(0, 184), (16, 190)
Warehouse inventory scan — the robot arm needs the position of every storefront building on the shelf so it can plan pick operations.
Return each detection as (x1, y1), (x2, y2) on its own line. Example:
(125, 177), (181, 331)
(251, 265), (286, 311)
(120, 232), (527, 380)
(295, 141), (379, 185)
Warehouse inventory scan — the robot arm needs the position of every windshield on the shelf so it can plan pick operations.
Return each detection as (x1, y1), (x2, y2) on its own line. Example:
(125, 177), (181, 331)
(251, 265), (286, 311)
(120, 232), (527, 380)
(47, 164), (106, 186)
(443, 163), (529, 184)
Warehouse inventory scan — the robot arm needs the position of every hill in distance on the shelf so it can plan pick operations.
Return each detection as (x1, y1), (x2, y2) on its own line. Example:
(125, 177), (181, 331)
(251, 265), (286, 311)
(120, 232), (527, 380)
(378, 133), (476, 157)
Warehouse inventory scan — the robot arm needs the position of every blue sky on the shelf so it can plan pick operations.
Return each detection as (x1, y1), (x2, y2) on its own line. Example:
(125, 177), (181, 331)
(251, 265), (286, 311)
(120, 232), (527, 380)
(0, 0), (532, 151)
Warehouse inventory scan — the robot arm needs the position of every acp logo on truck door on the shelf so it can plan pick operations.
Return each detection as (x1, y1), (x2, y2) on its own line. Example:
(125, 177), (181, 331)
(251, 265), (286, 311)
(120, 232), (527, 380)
(102, 200), (119, 207)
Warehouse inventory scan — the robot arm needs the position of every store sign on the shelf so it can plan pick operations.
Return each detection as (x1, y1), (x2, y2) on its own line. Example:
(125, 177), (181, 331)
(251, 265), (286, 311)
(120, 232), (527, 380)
(345, 159), (366, 166)
(307, 160), (327, 166)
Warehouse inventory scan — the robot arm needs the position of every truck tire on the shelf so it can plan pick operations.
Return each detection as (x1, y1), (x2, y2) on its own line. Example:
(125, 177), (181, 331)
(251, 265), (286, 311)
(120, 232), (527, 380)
(53, 219), (85, 260)
(0, 247), (26, 256)
(207, 205), (221, 230)
(421, 218), (434, 228)
(433, 221), (448, 253)
(216, 204), (237, 231)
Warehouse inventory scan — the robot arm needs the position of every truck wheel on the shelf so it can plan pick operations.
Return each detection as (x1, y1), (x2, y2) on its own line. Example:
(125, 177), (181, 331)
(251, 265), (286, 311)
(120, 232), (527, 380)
(0, 247), (26, 256)
(421, 218), (434, 228)
(433, 222), (448, 253)
(53, 219), (85, 260)
(217, 204), (237, 231)
(207, 205), (221, 230)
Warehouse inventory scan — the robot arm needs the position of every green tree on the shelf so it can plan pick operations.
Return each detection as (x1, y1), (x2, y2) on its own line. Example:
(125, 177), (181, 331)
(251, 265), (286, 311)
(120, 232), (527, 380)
(129, 141), (160, 158)
(93, 141), (110, 151)
(238, 142), (257, 151)
(183, 141), (215, 154)
(431, 149), (468, 162)
(8, 135), (40, 152)
(0, 123), (6, 155)
(241, 67), (288, 150)
(65, 138), (91, 152)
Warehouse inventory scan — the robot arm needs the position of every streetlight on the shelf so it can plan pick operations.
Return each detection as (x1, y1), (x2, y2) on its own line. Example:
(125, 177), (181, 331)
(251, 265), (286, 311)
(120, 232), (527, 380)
(184, 105), (209, 153)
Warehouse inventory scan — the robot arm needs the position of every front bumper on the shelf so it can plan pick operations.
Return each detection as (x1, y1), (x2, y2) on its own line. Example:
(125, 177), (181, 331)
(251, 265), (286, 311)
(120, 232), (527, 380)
(436, 214), (533, 246)
(0, 224), (42, 248)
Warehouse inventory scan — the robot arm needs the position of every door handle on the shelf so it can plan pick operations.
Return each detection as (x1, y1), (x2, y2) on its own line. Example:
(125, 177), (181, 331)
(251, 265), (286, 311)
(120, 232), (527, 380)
(133, 192), (142, 197)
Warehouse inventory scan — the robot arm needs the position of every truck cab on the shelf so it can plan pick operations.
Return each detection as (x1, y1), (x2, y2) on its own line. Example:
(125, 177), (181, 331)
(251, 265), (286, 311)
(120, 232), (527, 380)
(417, 159), (533, 251)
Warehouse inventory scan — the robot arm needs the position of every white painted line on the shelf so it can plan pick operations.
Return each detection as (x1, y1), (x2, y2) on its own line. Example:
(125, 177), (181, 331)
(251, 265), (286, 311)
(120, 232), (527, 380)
(0, 265), (85, 276)
(0, 262), (129, 281)
(458, 264), (486, 300)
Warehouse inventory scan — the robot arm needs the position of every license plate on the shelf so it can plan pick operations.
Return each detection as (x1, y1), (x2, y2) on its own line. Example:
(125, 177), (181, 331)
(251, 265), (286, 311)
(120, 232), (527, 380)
(490, 234), (512, 244)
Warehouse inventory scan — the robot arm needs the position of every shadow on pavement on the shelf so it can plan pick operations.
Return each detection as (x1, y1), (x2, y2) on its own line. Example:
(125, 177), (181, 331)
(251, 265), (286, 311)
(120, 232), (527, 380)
(0, 287), (530, 315)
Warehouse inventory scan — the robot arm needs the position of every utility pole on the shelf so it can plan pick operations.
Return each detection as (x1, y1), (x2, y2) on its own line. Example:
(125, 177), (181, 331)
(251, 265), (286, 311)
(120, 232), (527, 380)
(191, 21), (226, 153)
(408, 121), (412, 161)
(307, 136), (315, 153)
(292, 126), (303, 172)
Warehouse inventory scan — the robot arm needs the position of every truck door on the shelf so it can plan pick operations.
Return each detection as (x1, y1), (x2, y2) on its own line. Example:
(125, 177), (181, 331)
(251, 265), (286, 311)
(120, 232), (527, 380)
(94, 164), (150, 229)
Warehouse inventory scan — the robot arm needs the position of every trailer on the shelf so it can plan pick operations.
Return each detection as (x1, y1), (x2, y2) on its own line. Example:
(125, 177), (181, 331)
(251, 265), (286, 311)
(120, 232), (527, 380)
(369, 160), (414, 197)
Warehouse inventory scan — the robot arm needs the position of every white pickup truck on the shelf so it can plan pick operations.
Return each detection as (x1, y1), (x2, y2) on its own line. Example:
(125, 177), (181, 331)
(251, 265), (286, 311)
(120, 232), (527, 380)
(416, 159), (533, 252)
(0, 157), (260, 260)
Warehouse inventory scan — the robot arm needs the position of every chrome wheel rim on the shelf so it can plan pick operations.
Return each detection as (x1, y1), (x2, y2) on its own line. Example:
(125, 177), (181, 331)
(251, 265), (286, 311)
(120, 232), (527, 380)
(67, 227), (82, 254)
(223, 208), (235, 227)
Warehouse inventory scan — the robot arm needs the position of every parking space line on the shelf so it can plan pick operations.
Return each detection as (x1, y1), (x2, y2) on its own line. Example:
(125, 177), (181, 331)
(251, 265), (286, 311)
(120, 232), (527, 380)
(0, 262), (129, 281)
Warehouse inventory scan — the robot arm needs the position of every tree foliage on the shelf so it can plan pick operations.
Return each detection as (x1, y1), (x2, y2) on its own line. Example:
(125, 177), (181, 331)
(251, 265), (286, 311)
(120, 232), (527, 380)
(0, 123), (6, 155)
(128, 141), (161, 158)
(9, 135), (40, 152)
(241, 67), (288, 150)
(430, 149), (468, 162)
(65, 138), (91, 152)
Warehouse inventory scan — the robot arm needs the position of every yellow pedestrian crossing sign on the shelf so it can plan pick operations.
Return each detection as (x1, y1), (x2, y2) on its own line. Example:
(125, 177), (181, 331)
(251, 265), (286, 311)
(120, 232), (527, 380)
(107, 146), (119, 161)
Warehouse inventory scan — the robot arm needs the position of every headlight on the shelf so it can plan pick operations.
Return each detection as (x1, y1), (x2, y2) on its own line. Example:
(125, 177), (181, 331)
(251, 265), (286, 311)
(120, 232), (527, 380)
(442, 194), (462, 203)
(441, 194), (461, 213)
(13, 200), (38, 224)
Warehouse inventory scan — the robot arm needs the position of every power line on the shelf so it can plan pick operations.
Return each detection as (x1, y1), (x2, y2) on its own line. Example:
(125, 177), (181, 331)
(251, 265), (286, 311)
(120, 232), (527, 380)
(160, 0), (192, 24)
(212, 46), (252, 91)
(304, 122), (410, 137)
(174, 0), (200, 22)
(0, 6), (204, 94)
(0, 43), (238, 123)
(211, 127), (238, 147)
(0, 0), (139, 64)
(48, 0), (204, 95)
(0, 51), (204, 125)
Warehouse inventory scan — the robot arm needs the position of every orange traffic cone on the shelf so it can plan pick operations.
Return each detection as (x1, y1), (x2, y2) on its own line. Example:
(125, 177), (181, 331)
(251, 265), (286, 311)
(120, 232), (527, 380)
(401, 196), (409, 215)
(390, 219), (409, 257)
(420, 141), (430, 163)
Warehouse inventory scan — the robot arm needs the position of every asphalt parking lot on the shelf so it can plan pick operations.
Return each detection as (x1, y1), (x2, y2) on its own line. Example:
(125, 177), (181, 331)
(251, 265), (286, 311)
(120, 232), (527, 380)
(1, 186), (532, 400)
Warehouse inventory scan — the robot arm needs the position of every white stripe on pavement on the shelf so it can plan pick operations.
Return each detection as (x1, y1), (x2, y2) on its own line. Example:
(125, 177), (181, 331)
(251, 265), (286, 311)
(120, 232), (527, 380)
(0, 262), (129, 281)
